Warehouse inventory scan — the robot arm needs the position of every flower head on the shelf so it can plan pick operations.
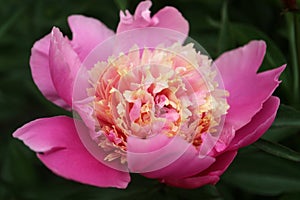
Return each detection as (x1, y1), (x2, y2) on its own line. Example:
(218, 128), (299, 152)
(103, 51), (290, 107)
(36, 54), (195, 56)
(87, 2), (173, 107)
(13, 0), (285, 189)
(83, 43), (229, 169)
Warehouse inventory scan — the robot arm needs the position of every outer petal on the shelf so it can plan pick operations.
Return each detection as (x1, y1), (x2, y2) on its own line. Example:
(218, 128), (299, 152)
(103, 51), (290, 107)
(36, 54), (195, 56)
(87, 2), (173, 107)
(142, 145), (215, 179)
(49, 27), (81, 106)
(127, 134), (190, 173)
(164, 150), (237, 189)
(215, 40), (285, 130)
(30, 34), (70, 109)
(228, 96), (280, 150)
(117, 0), (189, 35)
(164, 175), (219, 189)
(68, 15), (115, 61)
(13, 116), (130, 188)
(152, 6), (189, 35)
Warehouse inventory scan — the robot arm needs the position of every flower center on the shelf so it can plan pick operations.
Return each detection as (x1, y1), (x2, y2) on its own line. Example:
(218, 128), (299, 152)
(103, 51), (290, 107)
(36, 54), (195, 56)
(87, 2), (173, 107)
(88, 43), (229, 163)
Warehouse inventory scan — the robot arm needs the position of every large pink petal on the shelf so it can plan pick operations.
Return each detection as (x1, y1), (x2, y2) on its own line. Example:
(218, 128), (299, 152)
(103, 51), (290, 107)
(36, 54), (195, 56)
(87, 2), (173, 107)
(164, 175), (219, 189)
(30, 34), (70, 109)
(68, 15), (114, 61)
(152, 6), (189, 35)
(215, 40), (285, 130)
(163, 150), (237, 189)
(142, 145), (215, 179)
(13, 116), (130, 188)
(228, 96), (280, 150)
(117, 0), (188, 35)
(127, 134), (195, 173)
(49, 27), (81, 106)
(198, 150), (237, 177)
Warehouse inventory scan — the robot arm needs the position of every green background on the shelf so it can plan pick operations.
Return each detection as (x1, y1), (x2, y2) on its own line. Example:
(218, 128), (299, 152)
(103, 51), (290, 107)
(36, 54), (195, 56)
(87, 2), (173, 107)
(1, 0), (300, 199)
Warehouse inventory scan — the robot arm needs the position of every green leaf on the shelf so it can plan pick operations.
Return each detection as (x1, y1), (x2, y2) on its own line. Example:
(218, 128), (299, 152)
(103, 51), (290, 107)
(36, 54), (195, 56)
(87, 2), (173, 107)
(0, 8), (24, 38)
(167, 185), (223, 200)
(285, 12), (300, 107)
(114, 0), (128, 11)
(56, 176), (223, 200)
(222, 151), (300, 195)
(254, 138), (300, 162)
(230, 23), (287, 70)
(262, 104), (300, 142)
(273, 104), (300, 127)
(218, 1), (233, 54)
(262, 126), (299, 142)
(50, 174), (160, 200)
(1, 140), (38, 186)
(217, 0), (234, 54)
(280, 192), (300, 200)
(0, 181), (8, 200)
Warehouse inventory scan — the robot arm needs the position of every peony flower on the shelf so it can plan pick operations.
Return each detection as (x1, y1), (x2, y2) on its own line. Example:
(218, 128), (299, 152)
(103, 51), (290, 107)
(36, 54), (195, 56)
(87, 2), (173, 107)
(13, 0), (285, 189)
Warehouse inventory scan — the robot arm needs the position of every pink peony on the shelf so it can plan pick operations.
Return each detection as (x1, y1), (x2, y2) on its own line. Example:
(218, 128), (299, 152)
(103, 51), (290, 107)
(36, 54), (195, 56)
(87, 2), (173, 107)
(13, 0), (285, 189)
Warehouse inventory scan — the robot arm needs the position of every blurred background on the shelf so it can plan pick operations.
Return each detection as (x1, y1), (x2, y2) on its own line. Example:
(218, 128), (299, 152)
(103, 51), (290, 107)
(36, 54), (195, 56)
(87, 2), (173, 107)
(1, 0), (300, 199)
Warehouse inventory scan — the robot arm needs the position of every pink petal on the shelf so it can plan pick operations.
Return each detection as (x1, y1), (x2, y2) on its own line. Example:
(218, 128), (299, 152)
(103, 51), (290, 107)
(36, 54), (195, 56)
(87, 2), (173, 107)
(127, 133), (171, 153)
(127, 134), (193, 173)
(68, 15), (114, 61)
(117, 1), (152, 32)
(132, 0), (152, 27)
(215, 40), (285, 130)
(117, 0), (188, 36)
(228, 96), (280, 150)
(30, 34), (70, 109)
(13, 116), (130, 188)
(164, 150), (237, 189)
(214, 125), (235, 153)
(142, 145), (215, 179)
(199, 150), (237, 177)
(163, 175), (219, 189)
(153, 6), (189, 35)
(129, 100), (142, 121)
(216, 41), (266, 76)
(49, 27), (81, 106)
